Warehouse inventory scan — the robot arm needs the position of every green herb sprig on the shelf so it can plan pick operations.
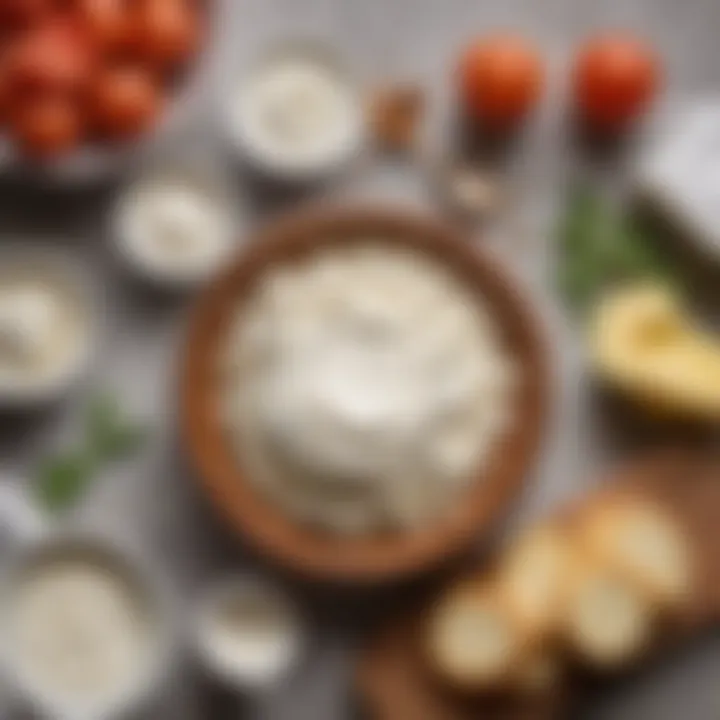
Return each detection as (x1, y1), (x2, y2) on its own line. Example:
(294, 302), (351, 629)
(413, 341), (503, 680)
(556, 187), (678, 314)
(36, 393), (148, 512)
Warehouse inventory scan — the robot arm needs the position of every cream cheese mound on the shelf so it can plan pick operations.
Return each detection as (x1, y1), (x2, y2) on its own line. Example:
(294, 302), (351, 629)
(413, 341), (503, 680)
(222, 243), (516, 534)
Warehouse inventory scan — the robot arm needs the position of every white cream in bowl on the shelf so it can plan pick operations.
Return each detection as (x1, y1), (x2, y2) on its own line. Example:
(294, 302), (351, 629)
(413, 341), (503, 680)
(113, 160), (239, 287)
(0, 251), (92, 406)
(228, 42), (364, 181)
(0, 536), (172, 720)
(222, 243), (517, 534)
(195, 577), (305, 691)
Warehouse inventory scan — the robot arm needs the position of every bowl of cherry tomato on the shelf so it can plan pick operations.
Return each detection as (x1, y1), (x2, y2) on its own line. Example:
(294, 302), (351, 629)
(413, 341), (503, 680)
(0, 0), (212, 183)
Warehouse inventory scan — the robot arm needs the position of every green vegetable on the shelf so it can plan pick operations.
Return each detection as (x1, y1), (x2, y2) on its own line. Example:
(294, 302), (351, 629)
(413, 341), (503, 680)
(37, 451), (93, 512)
(36, 392), (148, 513)
(556, 187), (677, 314)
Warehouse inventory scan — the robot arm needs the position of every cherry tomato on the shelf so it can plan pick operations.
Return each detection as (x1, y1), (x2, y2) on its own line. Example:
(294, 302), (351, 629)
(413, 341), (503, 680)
(7, 20), (94, 97)
(573, 34), (660, 130)
(0, 0), (50, 29)
(91, 65), (162, 138)
(0, 56), (12, 126)
(133, 0), (201, 70)
(458, 35), (544, 129)
(11, 94), (82, 158)
(75, 0), (133, 53)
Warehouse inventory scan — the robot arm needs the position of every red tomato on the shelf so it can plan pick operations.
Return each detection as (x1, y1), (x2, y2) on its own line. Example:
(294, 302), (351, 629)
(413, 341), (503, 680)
(0, 0), (50, 29)
(133, 0), (201, 70)
(458, 35), (544, 129)
(573, 34), (660, 130)
(0, 56), (11, 126)
(91, 65), (162, 138)
(75, 0), (133, 53)
(11, 94), (82, 158)
(7, 20), (94, 97)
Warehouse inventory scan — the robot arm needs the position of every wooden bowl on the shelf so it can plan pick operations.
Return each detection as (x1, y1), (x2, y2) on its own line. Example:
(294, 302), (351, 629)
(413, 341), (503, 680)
(180, 206), (549, 584)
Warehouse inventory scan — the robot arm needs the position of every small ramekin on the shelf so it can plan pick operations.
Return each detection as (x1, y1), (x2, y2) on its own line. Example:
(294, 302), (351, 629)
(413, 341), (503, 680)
(0, 247), (96, 410)
(192, 575), (306, 695)
(0, 530), (177, 720)
(220, 38), (366, 185)
(110, 145), (244, 289)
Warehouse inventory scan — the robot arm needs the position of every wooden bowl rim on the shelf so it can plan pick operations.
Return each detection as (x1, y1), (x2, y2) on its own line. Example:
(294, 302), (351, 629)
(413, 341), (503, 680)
(180, 204), (549, 584)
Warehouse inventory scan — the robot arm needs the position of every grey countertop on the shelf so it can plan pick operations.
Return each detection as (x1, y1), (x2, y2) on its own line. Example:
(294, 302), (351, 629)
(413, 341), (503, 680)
(2, 0), (720, 718)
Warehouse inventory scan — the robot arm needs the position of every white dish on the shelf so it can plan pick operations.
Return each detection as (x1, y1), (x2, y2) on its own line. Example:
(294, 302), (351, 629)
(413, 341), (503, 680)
(0, 247), (95, 409)
(111, 149), (242, 289)
(193, 575), (305, 693)
(222, 39), (365, 184)
(0, 531), (176, 720)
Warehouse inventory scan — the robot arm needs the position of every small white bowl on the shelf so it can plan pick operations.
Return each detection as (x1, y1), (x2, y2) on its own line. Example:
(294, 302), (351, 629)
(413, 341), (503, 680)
(0, 247), (95, 410)
(0, 531), (176, 720)
(111, 148), (243, 289)
(193, 575), (306, 694)
(221, 39), (365, 184)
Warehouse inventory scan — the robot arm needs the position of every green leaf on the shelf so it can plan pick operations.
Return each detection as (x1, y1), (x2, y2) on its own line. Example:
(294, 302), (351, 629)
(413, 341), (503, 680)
(556, 186), (680, 316)
(36, 451), (94, 512)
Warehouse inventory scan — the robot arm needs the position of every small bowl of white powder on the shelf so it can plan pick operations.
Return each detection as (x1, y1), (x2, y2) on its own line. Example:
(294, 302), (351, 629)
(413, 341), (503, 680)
(0, 248), (95, 409)
(194, 576), (305, 693)
(112, 149), (242, 289)
(224, 39), (365, 183)
(0, 533), (175, 720)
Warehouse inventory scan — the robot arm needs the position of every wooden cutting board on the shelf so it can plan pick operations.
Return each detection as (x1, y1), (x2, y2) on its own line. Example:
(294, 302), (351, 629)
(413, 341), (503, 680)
(355, 452), (720, 720)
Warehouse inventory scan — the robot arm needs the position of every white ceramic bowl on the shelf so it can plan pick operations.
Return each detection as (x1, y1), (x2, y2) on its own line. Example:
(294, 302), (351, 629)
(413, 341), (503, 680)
(193, 575), (306, 693)
(0, 247), (96, 410)
(221, 39), (365, 184)
(0, 531), (176, 720)
(110, 147), (243, 289)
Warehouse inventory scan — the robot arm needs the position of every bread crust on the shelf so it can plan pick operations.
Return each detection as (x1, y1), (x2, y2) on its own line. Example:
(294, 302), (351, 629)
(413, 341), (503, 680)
(576, 491), (694, 614)
(425, 580), (537, 694)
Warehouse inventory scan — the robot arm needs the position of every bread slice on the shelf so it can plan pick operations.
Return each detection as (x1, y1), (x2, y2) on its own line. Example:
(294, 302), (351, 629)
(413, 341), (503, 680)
(562, 562), (655, 669)
(578, 493), (693, 612)
(498, 523), (574, 637)
(426, 581), (530, 692)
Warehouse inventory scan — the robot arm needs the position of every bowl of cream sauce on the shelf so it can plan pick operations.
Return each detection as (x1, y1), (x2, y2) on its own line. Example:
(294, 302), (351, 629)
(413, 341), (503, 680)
(224, 40), (365, 183)
(0, 533), (175, 720)
(0, 248), (94, 408)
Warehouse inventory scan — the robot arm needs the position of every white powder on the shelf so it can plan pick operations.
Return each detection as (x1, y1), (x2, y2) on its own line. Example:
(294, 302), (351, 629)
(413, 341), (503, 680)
(222, 243), (516, 534)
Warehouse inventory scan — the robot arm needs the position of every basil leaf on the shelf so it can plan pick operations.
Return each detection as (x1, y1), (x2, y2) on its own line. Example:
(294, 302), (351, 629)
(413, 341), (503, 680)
(36, 452), (94, 512)
(556, 187), (679, 315)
